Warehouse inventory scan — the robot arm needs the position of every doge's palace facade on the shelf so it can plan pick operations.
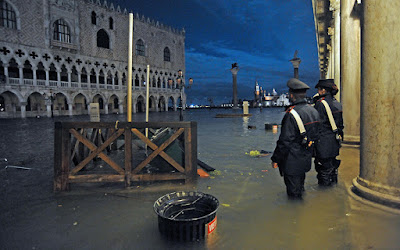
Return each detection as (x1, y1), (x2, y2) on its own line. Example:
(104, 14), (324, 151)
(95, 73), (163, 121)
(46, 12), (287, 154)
(0, 0), (185, 118)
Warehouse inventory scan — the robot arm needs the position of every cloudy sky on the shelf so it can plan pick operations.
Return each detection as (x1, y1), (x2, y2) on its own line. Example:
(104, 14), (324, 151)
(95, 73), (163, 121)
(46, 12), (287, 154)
(116, 0), (319, 105)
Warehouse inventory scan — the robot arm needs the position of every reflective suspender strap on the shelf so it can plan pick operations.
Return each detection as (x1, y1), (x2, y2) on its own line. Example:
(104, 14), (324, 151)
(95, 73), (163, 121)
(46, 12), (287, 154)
(321, 100), (338, 132)
(290, 109), (306, 135)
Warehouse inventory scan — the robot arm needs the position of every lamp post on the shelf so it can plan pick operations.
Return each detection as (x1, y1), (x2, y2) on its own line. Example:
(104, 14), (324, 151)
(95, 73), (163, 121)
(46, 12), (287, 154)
(176, 69), (193, 121)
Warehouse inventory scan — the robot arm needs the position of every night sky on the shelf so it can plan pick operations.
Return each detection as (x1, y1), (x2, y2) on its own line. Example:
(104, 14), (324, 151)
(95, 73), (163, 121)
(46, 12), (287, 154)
(115, 0), (319, 105)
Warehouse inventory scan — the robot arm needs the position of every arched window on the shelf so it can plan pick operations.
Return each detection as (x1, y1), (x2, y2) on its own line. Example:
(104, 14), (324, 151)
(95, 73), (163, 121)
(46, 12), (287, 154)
(8, 58), (19, 78)
(81, 68), (87, 83)
(23, 60), (33, 79)
(91, 11), (96, 25)
(97, 29), (109, 49)
(109, 17), (113, 30)
(0, 0), (17, 29)
(164, 47), (170, 62)
(37, 62), (46, 80)
(136, 39), (145, 56)
(53, 19), (71, 43)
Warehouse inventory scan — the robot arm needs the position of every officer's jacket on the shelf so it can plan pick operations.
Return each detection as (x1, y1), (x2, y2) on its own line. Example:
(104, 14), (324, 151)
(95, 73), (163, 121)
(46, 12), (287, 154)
(271, 99), (320, 175)
(314, 93), (344, 159)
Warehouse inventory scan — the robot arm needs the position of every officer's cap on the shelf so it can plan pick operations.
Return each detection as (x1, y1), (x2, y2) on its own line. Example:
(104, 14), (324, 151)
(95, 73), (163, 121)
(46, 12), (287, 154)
(287, 78), (310, 91)
(315, 79), (338, 95)
(315, 79), (335, 89)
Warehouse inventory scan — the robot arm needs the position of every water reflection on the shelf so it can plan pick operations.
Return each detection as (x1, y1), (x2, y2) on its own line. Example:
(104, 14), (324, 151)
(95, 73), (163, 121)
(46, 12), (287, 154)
(1, 108), (399, 249)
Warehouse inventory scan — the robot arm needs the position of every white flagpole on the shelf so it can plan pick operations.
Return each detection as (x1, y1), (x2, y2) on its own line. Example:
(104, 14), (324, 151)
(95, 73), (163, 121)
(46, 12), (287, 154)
(127, 13), (133, 122)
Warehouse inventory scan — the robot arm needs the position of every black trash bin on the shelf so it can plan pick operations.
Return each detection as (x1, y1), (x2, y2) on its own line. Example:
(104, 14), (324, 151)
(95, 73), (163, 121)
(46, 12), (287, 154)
(154, 191), (219, 241)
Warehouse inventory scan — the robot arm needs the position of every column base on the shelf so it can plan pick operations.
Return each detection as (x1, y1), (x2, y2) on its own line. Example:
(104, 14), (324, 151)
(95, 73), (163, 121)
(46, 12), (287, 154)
(351, 177), (400, 211)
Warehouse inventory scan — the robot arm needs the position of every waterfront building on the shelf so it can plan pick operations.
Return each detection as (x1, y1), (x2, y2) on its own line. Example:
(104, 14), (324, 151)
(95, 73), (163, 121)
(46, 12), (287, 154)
(0, 0), (185, 118)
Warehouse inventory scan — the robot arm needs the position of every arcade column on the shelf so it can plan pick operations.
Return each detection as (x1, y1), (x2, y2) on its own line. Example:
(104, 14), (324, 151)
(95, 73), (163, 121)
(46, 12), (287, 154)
(341, 0), (361, 145)
(353, 0), (400, 208)
(20, 102), (26, 118)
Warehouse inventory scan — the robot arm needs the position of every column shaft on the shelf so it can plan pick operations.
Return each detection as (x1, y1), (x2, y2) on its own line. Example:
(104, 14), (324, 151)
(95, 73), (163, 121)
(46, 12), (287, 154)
(356, 0), (400, 205)
(341, 0), (361, 144)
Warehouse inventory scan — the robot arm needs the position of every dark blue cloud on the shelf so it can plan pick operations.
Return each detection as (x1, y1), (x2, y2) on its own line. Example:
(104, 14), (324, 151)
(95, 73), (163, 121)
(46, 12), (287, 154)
(117, 0), (319, 104)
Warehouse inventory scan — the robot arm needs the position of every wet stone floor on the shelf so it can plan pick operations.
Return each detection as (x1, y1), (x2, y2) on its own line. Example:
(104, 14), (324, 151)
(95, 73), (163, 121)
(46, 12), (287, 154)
(1, 109), (400, 249)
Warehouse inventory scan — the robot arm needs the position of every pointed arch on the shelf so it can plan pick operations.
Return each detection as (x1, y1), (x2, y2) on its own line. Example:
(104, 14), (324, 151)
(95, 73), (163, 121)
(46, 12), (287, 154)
(97, 29), (109, 49)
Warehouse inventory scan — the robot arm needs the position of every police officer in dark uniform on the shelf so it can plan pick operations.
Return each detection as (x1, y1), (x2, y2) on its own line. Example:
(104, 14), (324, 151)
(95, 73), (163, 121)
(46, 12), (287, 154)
(313, 79), (343, 186)
(271, 78), (320, 199)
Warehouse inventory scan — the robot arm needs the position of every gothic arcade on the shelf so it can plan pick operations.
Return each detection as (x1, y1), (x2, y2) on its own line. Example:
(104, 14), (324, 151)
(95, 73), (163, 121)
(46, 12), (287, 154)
(0, 0), (186, 118)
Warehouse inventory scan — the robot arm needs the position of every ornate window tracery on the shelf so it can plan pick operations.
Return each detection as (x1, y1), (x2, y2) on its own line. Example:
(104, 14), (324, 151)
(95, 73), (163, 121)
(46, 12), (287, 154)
(163, 47), (170, 62)
(0, 0), (16, 29)
(53, 19), (71, 43)
(136, 39), (145, 56)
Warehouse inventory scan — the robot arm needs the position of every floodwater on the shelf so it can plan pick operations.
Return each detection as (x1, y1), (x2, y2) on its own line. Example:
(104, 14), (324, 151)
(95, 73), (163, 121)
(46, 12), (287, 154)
(1, 108), (400, 249)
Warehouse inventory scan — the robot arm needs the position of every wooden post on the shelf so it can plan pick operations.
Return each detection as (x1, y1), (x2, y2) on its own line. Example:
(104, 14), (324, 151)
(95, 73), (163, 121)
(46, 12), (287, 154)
(124, 126), (132, 187)
(184, 122), (197, 183)
(54, 122), (71, 191)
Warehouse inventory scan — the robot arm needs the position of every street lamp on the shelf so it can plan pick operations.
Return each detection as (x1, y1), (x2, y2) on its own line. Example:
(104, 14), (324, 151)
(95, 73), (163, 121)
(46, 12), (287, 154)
(176, 69), (193, 121)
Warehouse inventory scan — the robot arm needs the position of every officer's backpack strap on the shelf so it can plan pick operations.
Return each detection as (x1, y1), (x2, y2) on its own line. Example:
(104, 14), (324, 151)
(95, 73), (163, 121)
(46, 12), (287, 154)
(320, 100), (338, 132)
(289, 108), (306, 135)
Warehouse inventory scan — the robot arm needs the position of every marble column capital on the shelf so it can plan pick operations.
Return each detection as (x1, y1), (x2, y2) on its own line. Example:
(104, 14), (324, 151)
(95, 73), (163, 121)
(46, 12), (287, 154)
(230, 68), (239, 75)
(329, 0), (340, 12)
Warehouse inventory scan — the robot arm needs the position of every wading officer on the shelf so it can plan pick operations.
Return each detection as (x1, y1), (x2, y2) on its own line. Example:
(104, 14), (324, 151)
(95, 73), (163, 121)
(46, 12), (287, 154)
(271, 78), (320, 199)
(313, 79), (343, 186)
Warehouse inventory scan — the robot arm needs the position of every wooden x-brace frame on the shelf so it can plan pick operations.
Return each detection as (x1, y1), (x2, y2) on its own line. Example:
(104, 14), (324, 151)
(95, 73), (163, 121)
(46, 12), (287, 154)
(69, 128), (125, 175)
(131, 128), (185, 174)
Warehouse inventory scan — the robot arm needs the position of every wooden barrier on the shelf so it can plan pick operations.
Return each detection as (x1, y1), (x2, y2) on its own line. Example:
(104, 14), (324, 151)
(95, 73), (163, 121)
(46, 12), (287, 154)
(54, 121), (197, 191)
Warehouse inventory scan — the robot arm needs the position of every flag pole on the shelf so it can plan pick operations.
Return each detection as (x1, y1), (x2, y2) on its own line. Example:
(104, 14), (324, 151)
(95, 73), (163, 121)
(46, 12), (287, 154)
(127, 13), (133, 122)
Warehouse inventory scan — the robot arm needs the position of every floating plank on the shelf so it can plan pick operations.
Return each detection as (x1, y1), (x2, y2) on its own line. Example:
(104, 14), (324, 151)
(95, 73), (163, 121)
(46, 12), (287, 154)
(197, 159), (215, 172)
(215, 114), (252, 118)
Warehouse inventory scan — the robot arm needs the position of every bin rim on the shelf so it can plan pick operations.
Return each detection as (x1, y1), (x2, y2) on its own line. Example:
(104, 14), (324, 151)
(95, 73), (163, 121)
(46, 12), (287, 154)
(153, 191), (219, 222)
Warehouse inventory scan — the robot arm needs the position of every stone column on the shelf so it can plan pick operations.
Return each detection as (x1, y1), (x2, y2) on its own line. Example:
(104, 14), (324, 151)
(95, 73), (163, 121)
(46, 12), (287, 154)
(118, 101), (123, 114)
(45, 69), (49, 86)
(290, 58), (301, 79)
(155, 97), (159, 112)
(173, 98), (177, 111)
(18, 66), (23, 84)
(230, 65), (239, 109)
(68, 103), (73, 116)
(132, 100), (136, 114)
(87, 104), (90, 115)
(112, 74), (115, 89)
(3, 63), (9, 84)
(331, 0), (341, 102)
(353, 0), (400, 207)
(96, 72), (99, 88)
(20, 102), (26, 118)
(57, 69), (61, 85)
(32, 66), (37, 86)
(67, 70), (72, 86)
(46, 104), (52, 117)
(341, 0), (361, 144)
(77, 70), (82, 88)
(104, 102), (109, 114)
